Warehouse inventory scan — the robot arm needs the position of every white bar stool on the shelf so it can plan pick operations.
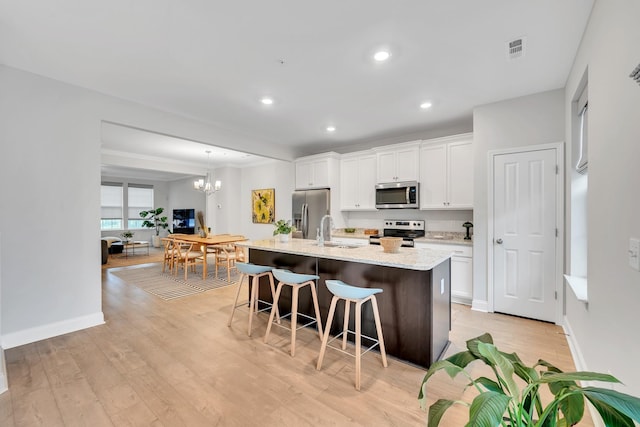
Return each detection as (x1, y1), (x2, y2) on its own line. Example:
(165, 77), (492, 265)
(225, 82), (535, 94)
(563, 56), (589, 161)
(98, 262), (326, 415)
(228, 262), (280, 336)
(264, 269), (324, 357)
(316, 279), (388, 390)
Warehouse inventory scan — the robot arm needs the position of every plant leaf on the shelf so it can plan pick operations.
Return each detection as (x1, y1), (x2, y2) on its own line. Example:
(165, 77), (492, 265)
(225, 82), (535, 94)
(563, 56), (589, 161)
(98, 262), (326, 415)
(428, 399), (460, 427)
(418, 360), (466, 401)
(557, 388), (584, 425)
(473, 376), (503, 393)
(466, 333), (493, 360)
(582, 387), (640, 422)
(466, 391), (511, 427)
(477, 342), (519, 399)
(586, 394), (635, 427)
(446, 350), (478, 369)
(536, 359), (562, 371)
(537, 371), (620, 384)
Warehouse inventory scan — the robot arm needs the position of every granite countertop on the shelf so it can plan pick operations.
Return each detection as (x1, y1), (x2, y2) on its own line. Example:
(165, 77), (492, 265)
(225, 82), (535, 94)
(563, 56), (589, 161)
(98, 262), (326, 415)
(415, 232), (473, 246)
(237, 238), (452, 271)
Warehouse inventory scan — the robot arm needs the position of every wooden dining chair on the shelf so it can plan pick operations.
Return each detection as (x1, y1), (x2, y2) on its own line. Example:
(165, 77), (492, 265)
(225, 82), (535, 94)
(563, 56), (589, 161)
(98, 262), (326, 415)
(161, 237), (175, 273)
(214, 244), (245, 282)
(172, 240), (203, 280)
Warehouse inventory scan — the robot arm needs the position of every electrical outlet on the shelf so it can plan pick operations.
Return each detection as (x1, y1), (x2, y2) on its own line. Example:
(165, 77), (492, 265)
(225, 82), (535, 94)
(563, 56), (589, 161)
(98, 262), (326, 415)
(629, 238), (640, 271)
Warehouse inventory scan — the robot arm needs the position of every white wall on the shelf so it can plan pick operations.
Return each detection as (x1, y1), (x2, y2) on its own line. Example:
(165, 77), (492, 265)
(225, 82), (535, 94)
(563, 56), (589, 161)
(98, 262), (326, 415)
(240, 160), (295, 240)
(472, 90), (566, 308)
(211, 167), (242, 234)
(0, 65), (295, 348)
(0, 67), (104, 347)
(563, 0), (640, 396)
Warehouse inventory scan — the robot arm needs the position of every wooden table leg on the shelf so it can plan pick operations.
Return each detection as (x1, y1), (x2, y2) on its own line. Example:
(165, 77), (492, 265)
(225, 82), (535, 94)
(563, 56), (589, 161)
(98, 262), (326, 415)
(201, 244), (207, 279)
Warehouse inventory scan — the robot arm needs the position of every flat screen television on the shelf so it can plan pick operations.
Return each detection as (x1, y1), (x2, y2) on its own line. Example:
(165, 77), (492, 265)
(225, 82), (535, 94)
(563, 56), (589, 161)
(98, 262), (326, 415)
(173, 208), (195, 234)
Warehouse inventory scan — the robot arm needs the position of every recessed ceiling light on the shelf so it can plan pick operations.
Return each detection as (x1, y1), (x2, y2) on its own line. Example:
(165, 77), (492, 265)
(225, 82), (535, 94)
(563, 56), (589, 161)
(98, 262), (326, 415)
(261, 97), (274, 105)
(326, 126), (336, 132)
(373, 50), (391, 62)
(420, 101), (433, 109)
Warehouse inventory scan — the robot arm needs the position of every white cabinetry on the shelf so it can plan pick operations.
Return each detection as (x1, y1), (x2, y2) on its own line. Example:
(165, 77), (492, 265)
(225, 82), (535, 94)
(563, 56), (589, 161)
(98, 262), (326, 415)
(295, 152), (339, 189)
(420, 134), (473, 209)
(340, 152), (377, 210)
(414, 242), (473, 305)
(375, 142), (420, 183)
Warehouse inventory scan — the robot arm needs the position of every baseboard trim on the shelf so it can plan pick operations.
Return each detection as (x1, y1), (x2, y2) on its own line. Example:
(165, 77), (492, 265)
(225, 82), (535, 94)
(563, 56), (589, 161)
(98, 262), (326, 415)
(563, 316), (603, 427)
(451, 293), (472, 306)
(1, 312), (105, 349)
(0, 347), (7, 395)
(562, 315), (587, 371)
(471, 299), (489, 312)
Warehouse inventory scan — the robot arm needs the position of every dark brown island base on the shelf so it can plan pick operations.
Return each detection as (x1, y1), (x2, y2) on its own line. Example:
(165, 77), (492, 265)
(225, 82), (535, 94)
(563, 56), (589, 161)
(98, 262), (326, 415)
(237, 239), (452, 368)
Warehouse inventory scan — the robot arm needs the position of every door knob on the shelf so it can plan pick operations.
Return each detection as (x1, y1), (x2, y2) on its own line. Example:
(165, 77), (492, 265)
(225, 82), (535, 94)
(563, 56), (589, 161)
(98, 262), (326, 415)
(496, 238), (503, 244)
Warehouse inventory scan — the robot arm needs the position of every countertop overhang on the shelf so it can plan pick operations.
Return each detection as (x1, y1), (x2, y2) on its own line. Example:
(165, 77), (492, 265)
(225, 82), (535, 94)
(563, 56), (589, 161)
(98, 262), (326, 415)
(237, 238), (452, 271)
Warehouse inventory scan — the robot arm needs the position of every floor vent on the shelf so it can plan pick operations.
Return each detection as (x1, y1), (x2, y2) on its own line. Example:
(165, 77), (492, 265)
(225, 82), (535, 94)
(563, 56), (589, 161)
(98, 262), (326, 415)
(630, 63), (640, 86)
(507, 37), (526, 60)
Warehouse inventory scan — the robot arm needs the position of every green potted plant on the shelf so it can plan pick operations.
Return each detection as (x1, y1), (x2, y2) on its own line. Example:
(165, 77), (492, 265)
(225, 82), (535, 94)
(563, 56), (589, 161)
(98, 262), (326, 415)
(120, 231), (134, 244)
(140, 208), (169, 247)
(419, 333), (640, 426)
(273, 219), (295, 242)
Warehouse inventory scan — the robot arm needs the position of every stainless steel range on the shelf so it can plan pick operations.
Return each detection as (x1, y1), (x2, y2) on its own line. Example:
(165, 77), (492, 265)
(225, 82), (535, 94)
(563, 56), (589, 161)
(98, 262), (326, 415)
(369, 220), (425, 248)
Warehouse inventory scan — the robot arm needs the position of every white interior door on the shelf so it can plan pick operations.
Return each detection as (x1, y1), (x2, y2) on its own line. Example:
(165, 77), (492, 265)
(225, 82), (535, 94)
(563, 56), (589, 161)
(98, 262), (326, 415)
(493, 148), (557, 322)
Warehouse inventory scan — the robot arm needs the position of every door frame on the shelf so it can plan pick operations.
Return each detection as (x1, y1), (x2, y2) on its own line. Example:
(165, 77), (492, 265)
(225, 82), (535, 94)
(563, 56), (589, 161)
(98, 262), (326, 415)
(487, 142), (565, 324)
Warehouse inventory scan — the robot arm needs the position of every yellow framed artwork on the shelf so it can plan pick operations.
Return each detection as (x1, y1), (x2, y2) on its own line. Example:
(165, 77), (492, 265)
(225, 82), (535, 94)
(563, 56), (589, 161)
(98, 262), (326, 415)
(252, 188), (275, 224)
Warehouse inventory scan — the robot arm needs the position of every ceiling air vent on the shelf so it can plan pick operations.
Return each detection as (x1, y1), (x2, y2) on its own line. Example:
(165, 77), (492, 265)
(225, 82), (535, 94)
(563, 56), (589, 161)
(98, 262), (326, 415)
(630, 63), (640, 86)
(507, 37), (526, 60)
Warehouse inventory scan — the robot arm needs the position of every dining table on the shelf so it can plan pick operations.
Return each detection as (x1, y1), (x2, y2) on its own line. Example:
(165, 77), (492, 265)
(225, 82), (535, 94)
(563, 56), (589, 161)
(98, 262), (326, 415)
(172, 234), (247, 279)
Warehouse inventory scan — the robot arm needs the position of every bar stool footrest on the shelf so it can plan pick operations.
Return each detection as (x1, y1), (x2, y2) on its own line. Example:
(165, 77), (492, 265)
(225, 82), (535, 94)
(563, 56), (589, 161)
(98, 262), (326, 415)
(325, 330), (382, 358)
(232, 298), (276, 315)
(272, 311), (318, 332)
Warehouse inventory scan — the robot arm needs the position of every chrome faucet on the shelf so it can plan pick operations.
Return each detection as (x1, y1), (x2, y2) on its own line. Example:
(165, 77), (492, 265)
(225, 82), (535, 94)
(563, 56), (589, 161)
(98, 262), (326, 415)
(318, 214), (333, 246)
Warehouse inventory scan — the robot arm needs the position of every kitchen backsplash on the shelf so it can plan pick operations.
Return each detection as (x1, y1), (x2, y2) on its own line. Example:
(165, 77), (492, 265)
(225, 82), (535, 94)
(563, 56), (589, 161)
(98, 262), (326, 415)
(340, 209), (473, 233)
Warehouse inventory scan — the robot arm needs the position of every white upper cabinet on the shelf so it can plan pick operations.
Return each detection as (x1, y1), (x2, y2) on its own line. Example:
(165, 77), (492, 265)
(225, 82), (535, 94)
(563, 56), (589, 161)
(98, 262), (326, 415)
(340, 152), (377, 210)
(375, 142), (420, 183)
(420, 134), (473, 209)
(295, 152), (339, 189)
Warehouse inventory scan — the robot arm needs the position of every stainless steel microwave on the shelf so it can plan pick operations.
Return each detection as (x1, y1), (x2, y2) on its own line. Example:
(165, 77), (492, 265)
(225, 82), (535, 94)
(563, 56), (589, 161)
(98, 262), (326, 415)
(375, 181), (419, 209)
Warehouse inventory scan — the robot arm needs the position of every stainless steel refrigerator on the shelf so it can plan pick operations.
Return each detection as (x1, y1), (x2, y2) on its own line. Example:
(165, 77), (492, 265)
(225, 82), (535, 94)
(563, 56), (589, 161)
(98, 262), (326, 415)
(292, 188), (330, 239)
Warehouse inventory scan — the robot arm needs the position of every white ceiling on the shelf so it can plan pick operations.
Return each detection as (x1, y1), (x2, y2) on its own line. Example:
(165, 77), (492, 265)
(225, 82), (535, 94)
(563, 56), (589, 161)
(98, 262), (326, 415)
(0, 0), (594, 180)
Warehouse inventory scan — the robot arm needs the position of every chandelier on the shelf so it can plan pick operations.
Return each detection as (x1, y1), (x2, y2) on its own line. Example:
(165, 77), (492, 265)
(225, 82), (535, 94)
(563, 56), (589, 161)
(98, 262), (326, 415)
(193, 150), (222, 195)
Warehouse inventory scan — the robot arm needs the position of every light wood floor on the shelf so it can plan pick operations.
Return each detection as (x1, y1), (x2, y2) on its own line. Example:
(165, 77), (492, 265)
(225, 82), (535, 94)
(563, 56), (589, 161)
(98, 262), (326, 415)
(0, 264), (593, 426)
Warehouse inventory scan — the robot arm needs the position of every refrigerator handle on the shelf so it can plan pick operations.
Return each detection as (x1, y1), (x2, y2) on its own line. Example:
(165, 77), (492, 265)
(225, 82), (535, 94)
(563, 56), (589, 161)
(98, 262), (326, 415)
(302, 203), (308, 238)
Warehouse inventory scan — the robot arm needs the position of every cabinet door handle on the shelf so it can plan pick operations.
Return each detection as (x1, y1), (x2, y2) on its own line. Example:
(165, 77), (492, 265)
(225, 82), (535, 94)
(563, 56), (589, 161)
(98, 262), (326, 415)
(496, 238), (503, 244)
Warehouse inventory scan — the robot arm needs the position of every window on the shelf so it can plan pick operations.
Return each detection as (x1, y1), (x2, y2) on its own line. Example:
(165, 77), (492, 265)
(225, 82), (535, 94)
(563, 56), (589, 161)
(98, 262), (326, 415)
(576, 86), (588, 173)
(568, 79), (588, 302)
(127, 185), (154, 229)
(101, 183), (123, 230)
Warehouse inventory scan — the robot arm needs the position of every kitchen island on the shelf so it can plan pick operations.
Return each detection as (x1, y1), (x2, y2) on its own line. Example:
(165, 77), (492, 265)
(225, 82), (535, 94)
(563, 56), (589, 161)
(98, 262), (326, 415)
(236, 238), (452, 368)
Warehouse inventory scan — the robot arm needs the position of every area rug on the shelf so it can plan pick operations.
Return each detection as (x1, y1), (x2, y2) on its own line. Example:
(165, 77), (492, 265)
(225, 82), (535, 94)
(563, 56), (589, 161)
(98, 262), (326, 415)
(111, 264), (240, 300)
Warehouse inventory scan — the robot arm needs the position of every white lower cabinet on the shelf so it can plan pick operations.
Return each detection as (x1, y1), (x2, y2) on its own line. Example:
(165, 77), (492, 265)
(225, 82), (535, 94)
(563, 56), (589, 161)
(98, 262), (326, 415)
(414, 242), (473, 305)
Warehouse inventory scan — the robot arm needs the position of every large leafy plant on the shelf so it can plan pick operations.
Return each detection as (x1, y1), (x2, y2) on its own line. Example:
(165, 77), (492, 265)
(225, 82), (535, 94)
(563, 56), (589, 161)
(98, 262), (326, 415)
(139, 208), (169, 236)
(419, 333), (640, 426)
